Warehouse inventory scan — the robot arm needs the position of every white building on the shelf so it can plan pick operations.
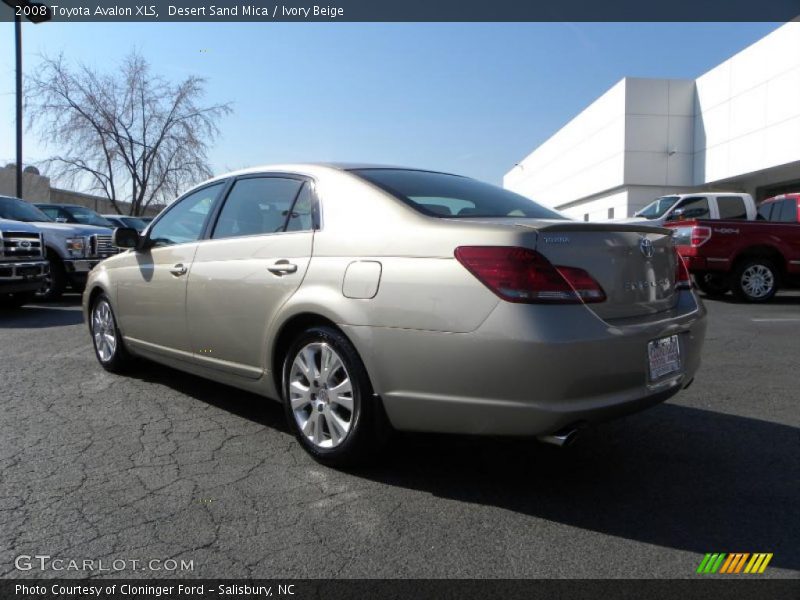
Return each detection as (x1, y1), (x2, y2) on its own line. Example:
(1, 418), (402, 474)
(504, 22), (800, 221)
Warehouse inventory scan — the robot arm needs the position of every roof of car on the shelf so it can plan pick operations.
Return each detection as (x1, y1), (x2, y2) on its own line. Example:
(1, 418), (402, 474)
(202, 162), (458, 185)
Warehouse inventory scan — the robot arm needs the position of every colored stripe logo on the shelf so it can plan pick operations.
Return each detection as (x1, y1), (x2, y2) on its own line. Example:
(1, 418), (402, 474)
(697, 553), (773, 574)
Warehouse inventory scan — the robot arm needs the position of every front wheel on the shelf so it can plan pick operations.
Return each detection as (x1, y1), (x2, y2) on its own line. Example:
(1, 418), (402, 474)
(90, 294), (134, 372)
(36, 258), (67, 301)
(731, 259), (779, 303)
(282, 326), (388, 467)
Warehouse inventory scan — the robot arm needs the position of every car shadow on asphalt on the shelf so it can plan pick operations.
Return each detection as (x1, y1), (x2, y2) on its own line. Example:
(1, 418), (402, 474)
(0, 297), (84, 328)
(361, 405), (799, 572)
(126, 361), (291, 433)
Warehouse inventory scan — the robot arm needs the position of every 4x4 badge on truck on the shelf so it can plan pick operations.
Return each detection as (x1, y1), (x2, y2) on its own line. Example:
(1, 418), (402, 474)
(640, 237), (654, 258)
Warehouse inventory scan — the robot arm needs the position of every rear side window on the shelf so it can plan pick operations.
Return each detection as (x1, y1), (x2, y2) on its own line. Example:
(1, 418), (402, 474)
(350, 169), (565, 220)
(717, 196), (747, 220)
(212, 177), (304, 239)
(675, 197), (710, 220)
(150, 182), (224, 247)
(777, 199), (798, 223)
(757, 202), (774, 221)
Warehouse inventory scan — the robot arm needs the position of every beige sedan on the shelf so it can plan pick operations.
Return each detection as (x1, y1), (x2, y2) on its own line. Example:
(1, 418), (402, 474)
(84, 164), (707, 466)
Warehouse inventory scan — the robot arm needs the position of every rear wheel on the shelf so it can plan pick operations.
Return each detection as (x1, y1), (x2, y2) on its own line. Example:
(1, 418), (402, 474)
(731, 258), (779, 303)
(90, 294), (134, 372)
(282, 326), (388, 467)
(694, 272), (729, 297)
(0, 291), (36, 309)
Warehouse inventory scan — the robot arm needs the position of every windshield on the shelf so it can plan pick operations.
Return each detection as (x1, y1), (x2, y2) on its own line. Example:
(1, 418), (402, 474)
(64, 206), (114, 227)
(350, 169), (566, 220)
(0, 197), (52, 222)
(636, 196), (680, 219)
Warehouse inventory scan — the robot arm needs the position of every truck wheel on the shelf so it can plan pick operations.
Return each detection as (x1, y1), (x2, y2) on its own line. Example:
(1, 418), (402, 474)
(0, 291), (37, 309)
(694, 272), (729, 297)
(36, 257), (66, 301)
(731, 259), (779, 303)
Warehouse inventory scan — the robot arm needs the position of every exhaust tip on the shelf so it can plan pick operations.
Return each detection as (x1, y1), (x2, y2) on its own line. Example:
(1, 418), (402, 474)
(537, 427), (580, 448)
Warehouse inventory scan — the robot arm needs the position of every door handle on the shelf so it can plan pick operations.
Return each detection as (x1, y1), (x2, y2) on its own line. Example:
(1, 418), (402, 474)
(267, 260), (298, 276)
(170, 263), (188, 276)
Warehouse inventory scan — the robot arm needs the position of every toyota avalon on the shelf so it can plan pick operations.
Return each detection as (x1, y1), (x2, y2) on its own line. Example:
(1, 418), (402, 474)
(83, 164), (706, 465)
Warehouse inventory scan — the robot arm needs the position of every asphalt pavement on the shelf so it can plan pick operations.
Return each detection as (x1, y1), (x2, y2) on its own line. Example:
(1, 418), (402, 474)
(1, 292), (798, 579)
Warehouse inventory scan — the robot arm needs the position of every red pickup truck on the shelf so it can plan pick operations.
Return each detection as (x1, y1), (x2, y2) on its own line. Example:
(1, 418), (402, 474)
(669, 193), (800, 302)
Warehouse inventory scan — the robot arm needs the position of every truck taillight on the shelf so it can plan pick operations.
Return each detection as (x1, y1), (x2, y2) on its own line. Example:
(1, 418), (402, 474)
(690, 226), (712, 247)
(454, 246), (606, 304)
(675, 249), (692, 290)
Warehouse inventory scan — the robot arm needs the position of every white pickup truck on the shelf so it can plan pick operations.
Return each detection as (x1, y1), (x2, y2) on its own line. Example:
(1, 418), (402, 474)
(622, 192), (757, 226)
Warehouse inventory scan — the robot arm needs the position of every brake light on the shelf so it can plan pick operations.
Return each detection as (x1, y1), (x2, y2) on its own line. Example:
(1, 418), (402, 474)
(454, 246), (606, 304)
(690, 226), (712, 247)
(675, 249), (692, 290)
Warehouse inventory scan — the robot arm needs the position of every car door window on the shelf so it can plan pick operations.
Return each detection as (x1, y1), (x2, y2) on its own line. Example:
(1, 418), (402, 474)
(676, 197), (710, 220)
(757, 202), (774, 221)
(777, 199), (797, 223)
(212, 177), (304, 239)
(149, 182), (224, 247)
(717, 196), (747, 219)
(285, 183), (316, 232)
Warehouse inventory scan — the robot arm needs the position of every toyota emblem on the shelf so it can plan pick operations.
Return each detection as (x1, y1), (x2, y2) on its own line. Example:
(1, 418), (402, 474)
(640, 238), (654, 258)
(19, 241), (32, 249)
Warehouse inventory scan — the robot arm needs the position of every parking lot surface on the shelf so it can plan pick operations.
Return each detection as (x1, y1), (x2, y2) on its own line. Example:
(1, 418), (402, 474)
(1, 293), (798, 579)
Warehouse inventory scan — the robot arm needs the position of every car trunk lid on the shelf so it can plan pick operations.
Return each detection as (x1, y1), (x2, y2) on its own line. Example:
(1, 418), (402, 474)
(523, 222), (678, 320)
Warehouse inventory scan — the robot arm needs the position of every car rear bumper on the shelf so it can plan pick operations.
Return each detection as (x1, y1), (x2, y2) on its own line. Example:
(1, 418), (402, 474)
(343, 290), (706, 436)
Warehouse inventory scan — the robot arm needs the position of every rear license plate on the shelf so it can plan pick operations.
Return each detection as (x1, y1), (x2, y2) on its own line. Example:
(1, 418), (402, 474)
(648, 335), (681, 380)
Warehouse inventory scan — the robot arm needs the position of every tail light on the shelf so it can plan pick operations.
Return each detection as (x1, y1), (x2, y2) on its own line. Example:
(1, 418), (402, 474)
(674, 249), (692, 290)
(454, 246), (606, 304)
(690, 226), (712, 247)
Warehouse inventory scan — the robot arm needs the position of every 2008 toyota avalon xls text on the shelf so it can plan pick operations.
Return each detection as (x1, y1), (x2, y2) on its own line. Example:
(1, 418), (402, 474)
(83, 164), (707, 466)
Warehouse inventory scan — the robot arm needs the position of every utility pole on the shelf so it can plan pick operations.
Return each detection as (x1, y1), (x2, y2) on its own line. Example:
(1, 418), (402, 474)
(3, 0), (52, 198)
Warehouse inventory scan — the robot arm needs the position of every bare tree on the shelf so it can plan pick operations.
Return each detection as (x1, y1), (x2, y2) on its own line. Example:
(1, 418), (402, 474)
(27, 52), (232, 215)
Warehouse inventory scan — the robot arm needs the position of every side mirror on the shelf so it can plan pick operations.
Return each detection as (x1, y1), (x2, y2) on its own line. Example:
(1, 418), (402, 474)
(55, 217), (69, 223)
(112, 227), (140, 249)
(666, 208), (685, 222)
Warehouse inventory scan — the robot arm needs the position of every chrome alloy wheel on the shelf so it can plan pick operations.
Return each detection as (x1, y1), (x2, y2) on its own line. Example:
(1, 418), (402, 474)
(92, 299), (118, 363)
(741, 264), (774, 299)
(289, 342), (354, 449)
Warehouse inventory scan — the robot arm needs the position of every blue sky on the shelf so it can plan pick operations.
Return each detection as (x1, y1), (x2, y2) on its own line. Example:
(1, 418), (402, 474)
(0, 22), (781, 188)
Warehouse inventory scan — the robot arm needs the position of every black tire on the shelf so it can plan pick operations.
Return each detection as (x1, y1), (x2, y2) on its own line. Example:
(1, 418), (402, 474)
(89, 293), (134, 373)
(282, 325), (389, 467)
(0, 290), (36, 309)
(37, 257), (67, 301)
(731, 258), (779, 303)
(694, 272), (730, 297)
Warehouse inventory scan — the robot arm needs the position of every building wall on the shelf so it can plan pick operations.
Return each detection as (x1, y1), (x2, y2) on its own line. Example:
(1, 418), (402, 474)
(503, 80), (627, 210)
(694, 22), (800, 186)
(505, 22), (800, 220)
(0, 165), (51, 202)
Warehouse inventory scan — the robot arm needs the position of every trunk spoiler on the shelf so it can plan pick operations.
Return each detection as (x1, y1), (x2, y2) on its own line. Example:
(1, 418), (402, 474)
(515, 222), (673, 236)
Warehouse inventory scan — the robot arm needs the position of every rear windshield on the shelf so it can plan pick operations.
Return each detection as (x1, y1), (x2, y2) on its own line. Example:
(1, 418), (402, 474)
(350, 169), (565, 220)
